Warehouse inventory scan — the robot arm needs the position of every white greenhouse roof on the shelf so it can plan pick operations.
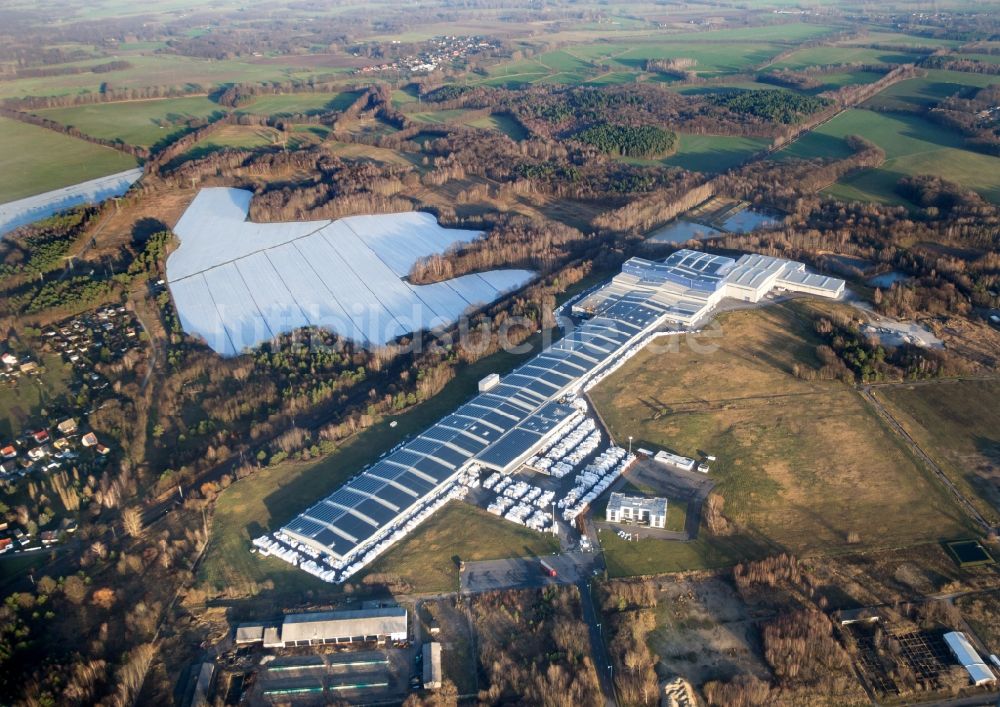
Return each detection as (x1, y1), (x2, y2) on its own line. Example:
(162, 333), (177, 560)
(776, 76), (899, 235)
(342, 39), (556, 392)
(167, 188), (534, 354)
(944, 632), (997, 685)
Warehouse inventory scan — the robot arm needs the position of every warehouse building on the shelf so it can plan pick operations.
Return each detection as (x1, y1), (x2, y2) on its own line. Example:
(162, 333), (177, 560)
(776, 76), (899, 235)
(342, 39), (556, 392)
(267, 250), (845, 583)
(573, 249), (844, 324)
(944, 631), (997, 686)
(280, 608), (408, 647)
(654, 450), (696, 472)
(234, 624), (265, 645)
(233, 608), (408, 648)
(423, 642), (442, 690)
(606, 493), (668, 528)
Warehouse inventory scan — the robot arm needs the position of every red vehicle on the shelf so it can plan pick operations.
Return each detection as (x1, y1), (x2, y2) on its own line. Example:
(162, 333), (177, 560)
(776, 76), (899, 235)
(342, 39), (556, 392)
(540, 559), (557, 577)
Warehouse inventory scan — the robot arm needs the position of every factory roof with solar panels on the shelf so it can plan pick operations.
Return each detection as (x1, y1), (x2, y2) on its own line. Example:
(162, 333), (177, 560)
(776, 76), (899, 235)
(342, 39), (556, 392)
(574, 249), (844, 324)
(258, 249), (845, 583)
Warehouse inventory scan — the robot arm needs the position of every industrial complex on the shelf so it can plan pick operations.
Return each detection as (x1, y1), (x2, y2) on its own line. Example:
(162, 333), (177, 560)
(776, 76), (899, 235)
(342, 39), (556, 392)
(254, 249), (845, 583)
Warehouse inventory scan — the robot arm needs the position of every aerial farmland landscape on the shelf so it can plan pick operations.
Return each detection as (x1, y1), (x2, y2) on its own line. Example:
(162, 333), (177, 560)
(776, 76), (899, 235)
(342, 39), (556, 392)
(1, 1), (1000, 706)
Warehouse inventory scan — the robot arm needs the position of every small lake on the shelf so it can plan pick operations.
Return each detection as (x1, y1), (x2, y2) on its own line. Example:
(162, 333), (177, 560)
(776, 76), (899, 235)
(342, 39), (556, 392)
(868, 271), (909, 289)
(647, 219), (722, 243)
(720, 208), (779, 233)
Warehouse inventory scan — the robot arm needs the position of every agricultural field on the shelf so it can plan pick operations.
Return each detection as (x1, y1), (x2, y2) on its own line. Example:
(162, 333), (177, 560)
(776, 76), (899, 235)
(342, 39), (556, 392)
(836, 32), (964, 48)
(406, 109), (470, 125)
(475, 25), (839, 86)
(176, 124), (283, 164)
(589, 302), (975, 576)
(0, 117), (138, 203)
(862, 69), (1000, 111)
(33, 96), (224, 148)
(237, 90), (361, 117)
(768, 45), (919, 70)
(624, 134), (770, 173)
(363, 501), (559, 593)
(777, 109), (1000, 204)
(0, 53), (334, 101)
(463, 113), (529, 140)
(875, 380), (1000, 526)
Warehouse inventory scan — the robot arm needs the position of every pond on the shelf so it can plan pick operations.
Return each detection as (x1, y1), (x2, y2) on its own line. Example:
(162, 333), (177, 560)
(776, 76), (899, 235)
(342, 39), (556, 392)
(647, 219), (722, 243)
(867, 271), (909, 289)
(720, 207), (779, 233)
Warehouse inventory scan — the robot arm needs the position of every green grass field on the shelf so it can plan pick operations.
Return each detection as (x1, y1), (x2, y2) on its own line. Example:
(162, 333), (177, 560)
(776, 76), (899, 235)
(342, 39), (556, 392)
(0, 354), (72, 439)
(0, 117), (138, 203)
(863, 69), (999, 112)
(407, 109), (469, 125)
(876, 380), (1000, 526)
(589, 302), (975, 576)
(0, 53), (341, 100)
(238, 90), (361, 117)
(769, 46), (918, 70)
(477, 35), (798, 86)
(599, 529), (770, 577)
(363, 501), (559, 593)
(837, 32), (963, 49)
(463, 113), (529, 140)
(34, 96), (224, 148)
(624, 134), (769, 173)
(806, 69), (887, 91)
(777, 109), (1000, 204)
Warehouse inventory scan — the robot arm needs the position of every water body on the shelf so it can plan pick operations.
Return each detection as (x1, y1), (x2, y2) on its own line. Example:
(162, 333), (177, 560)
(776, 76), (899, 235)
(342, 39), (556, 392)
(720, 207), (779, 233)
(868, 271), (909, 289)
(647, 219), (722, 243)
(0, 168), (143, 236)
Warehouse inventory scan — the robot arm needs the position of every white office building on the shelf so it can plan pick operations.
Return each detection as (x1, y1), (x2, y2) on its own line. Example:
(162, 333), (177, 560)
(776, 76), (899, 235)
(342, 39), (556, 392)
(606, 492), (668, 529)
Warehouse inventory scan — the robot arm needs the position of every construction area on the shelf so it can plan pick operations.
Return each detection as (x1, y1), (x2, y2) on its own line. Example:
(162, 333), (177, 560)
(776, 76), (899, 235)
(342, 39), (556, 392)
(254, 249), (845, 585)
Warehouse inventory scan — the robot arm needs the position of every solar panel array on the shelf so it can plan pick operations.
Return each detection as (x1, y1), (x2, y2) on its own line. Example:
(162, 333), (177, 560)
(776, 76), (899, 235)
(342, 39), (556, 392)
(282, 285), (676, 561)
(622, 251), (735, 293)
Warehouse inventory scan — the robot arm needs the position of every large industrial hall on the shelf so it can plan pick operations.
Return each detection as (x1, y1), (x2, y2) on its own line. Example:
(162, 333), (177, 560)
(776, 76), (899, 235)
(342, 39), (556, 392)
(254, 249), (845, 583)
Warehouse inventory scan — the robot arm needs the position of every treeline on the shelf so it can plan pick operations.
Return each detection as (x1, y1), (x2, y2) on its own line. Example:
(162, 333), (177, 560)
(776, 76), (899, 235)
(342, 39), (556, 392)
(409, 214), (589, 284)
(928, 85), (1000, 156)
(923, 55), (1000, 75)
(592, 178), (715, 235)
(143, 111), (235, 173)
(214, 79), (360, 108)
(4, 59), (131, 79)
(757, 70), (823, 91)
(573, 124), (677, 158)
(2, 84), (209, 111)
(0, 106), (149, 159)
(644, 57), (697, 80)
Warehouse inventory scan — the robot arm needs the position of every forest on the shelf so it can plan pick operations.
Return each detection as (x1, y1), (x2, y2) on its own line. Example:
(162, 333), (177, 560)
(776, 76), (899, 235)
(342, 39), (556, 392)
(573, 124), (678, 158)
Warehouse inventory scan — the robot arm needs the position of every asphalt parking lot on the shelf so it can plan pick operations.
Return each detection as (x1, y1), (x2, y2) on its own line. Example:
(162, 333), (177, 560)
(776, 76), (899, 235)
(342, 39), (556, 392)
(460, 550), (598, 593)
